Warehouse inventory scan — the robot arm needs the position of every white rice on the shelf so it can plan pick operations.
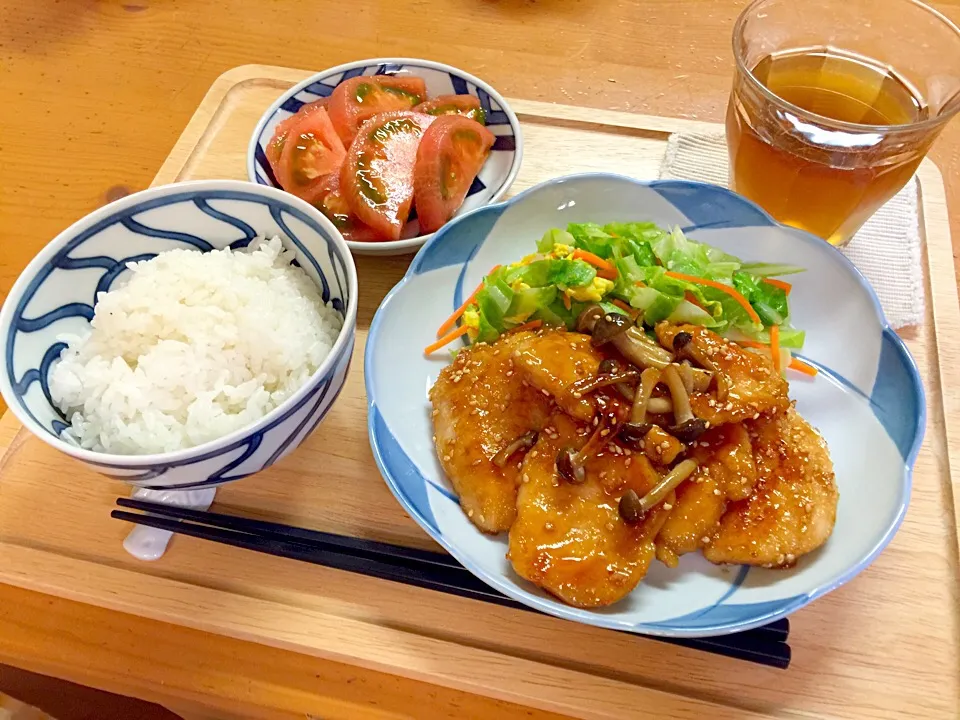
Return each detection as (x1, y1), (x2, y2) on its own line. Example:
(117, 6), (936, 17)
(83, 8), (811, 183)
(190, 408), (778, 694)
(49, 236), (342, 455)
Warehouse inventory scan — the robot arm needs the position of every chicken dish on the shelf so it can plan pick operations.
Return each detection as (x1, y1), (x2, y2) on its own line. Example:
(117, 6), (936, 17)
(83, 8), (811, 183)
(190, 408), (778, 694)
(430, 309), (837, 608)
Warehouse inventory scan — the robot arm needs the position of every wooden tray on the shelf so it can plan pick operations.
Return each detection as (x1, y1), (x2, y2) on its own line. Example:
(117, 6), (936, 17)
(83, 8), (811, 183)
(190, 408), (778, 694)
(1, 64), (958, 719)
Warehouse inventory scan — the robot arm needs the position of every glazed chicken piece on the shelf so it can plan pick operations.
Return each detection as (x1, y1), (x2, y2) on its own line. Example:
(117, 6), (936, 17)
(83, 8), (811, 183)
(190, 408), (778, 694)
(655, 423), (756, 568)
(655, 323), (789, 426)
(704, 407), (838, 568)
(430, 331), (552, 533)
(512, 330), (606, 422)
(508, 414), (673, 607)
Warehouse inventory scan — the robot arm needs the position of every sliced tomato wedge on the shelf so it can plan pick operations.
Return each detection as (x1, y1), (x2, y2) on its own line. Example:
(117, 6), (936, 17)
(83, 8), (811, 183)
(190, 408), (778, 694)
(265, 99), (330, 170)
(275, 107), (346, 203)
(327, 75), (427, 145)
(413, 115), (495, 233)
(310, 173), (383, 243)
(340, 110), (435, 241)
(415, 95), (486, 124)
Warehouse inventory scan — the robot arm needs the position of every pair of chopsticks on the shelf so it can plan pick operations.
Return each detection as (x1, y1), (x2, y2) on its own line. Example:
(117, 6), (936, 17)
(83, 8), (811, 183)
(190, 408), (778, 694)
(113, 498), (791, 668)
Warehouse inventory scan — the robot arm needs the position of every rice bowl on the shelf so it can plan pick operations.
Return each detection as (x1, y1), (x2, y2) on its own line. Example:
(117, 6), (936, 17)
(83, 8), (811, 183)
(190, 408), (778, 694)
(49, 236), (342, 455)
(0, 180), (358, 489)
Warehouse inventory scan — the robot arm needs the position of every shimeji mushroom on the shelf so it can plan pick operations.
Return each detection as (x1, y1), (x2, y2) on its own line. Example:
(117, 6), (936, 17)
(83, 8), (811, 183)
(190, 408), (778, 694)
(618, 459), (699, 525)
(555, 408), (618, 484)
(492, 430), (539, 468)
(671, 331), (728, 400)
(617, 367), (661, 446)
(576, 306), (674, 370)
(661, 364), (708, 443)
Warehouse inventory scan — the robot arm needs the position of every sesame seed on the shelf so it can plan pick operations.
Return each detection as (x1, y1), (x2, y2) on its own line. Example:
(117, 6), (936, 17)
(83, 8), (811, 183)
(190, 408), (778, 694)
(522, 473), (529, 483)
(545, 522), (554, 531)
(713, 488), (721, 496)
(443, 454), (452, 462)
(663, 503), (673, 510)
(516, 461), (522, 469)
(600, 428), (610, 437)
(786, 553), (795, 563)
(605, 522), (615, 531)
(625, 458), (632, 467)
(468, 510), (474, 518)
(592, 416), (599, 426)
(701, 536), (711, 544)
(541, 389), (550, 397)
(573, 392), (582, 399)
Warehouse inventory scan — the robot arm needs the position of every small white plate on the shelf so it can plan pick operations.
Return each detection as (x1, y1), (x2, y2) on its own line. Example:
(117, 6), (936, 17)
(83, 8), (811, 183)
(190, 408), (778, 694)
(364, 173), (924, 637)
(248, 58), (523, 257)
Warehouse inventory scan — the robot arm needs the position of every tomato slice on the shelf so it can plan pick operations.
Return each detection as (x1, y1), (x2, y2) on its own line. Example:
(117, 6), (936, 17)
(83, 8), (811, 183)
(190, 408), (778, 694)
(413, 115), (495, 233)
(275, 107), (346, 203)
(265, 99), (330, 170)
(327, 76), (428, 145)
(310, 173), (383, 243)
(340, 110), (435, 241)
(415, 95), (486, 124)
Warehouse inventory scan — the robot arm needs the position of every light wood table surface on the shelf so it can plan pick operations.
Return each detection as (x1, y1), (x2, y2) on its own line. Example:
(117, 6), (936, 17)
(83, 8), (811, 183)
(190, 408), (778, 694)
(3, 1), (960, 718)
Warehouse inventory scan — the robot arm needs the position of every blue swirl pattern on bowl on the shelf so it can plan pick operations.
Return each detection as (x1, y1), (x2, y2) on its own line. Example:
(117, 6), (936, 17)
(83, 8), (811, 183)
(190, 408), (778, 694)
(364, 173), (925, 637)
(0, 181), (357, 490)
(248, 58), (522, 254)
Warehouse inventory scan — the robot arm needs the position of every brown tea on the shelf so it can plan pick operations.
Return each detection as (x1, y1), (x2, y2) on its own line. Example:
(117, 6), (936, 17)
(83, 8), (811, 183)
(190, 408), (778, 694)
(726, 47), (930, 245)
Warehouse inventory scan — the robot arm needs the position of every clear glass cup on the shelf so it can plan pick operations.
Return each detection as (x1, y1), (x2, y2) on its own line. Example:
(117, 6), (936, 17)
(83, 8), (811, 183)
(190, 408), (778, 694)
(726, 0), (960, 246)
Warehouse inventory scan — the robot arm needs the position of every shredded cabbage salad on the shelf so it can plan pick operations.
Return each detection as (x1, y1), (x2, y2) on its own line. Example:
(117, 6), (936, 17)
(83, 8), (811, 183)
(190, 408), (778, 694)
(457, 221), (804, 348)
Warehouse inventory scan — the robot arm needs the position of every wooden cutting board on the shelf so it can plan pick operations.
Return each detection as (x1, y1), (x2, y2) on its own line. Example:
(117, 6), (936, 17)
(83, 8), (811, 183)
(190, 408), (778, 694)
(0, 64), (958, 719)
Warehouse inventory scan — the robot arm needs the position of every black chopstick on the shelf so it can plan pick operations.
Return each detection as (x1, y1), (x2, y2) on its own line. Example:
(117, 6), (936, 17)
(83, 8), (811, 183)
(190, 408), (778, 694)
(111, 509), (515, 609)
(113, 499), (791, 668)
(116, 497), (464, 570)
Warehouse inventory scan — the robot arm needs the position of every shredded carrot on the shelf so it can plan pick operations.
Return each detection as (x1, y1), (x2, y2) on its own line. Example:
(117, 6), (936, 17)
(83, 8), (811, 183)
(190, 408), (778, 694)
(770, 324), (781, 373)
(683, 291), (706, 312)
(508, 319), (544, 333)
(736, 339), (768, 349)
(562, 292), (572, 310)
(763, 278), (793, 295)
(789, 357), (818, 377)
(664, 271), (761, 324)
(424, 325), (471, 355)
(634, 280), (647, 288)
(435, 265), (501, 338)
(572, 249), (617, 280)
(612, 299), (632, 312)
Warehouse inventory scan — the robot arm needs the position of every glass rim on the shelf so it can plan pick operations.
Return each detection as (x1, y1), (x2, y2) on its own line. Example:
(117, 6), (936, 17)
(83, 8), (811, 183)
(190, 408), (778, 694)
(732, 0), (960, 134)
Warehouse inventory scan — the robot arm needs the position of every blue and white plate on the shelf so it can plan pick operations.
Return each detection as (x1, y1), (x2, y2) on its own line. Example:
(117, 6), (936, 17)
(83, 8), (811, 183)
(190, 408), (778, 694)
(365, 173), (924, 637)
(248, 57), (522, 257)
